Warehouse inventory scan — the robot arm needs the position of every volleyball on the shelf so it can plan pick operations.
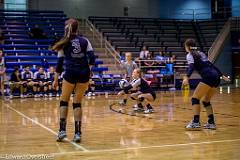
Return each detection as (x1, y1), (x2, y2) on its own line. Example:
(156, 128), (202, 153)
(119, 79), (129, 89)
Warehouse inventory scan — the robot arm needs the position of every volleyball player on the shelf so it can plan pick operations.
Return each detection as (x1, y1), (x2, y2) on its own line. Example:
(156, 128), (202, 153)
(21, 66), (35, 97)
(119, 52), (138, 106)
(183, 39), (230, 130)
(52, 18), (95, 142)
(118, 68), (156, 114)
(33, 67), (48, 97)
(46, 66), (59, 97)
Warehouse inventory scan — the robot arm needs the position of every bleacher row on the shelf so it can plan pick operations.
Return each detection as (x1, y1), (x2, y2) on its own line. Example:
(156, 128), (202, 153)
(89, 16), (226, 68)
(1, 10), (109, 76)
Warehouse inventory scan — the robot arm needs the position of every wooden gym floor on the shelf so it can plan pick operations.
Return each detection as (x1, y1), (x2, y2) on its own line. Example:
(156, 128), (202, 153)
(0, 87), (240, 160)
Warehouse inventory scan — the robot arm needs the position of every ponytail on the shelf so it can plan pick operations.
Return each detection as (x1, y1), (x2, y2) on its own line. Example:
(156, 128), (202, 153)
(52, 18), (79, 51)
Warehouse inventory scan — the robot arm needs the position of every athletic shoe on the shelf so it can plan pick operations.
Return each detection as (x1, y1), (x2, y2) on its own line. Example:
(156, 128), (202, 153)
(185, 120), (202, 130)
(133, 104), (138, 109)
(144, 108), (154, 114)
(20, 94), (24, 98)
(9, 95), (13, 99)
(203, 123), (216, 130)
(72, 133), (81, 143)
(56, 93), (60, 97)
(44, 94), (48, 97)
(49, 93), (53, 97)
(119, 100), (126, 106)
(133, 104), (144, 112)
(56, 130), (67, 142)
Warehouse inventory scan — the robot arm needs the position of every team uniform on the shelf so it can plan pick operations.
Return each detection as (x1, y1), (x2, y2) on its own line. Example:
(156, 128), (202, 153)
(33, 71), (47, 97)
(123, 78), (156, 99)
(47, 71), (60, 97)
(185, 51), (224, 130)
(122, 78), (156, 113)
(56, 35), (95, 142)
(186, 51), (222, 87)
(56, 35), (95, 84)
(21, 70), (34, 82)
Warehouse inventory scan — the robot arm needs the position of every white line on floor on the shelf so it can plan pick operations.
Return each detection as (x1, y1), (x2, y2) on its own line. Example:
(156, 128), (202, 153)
(5, 104), (89, 152)
(51, 138), (240, 156)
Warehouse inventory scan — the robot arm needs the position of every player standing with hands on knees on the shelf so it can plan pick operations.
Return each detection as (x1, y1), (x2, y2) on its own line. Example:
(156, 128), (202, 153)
(183, 39), (230, 130)
(52, 18), (95, 142)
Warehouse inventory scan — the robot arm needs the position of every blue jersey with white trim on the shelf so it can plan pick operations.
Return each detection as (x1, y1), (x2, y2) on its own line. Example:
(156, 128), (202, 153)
(21, 71), (33, 81)
(47, 72), (55, 82)
(56, 35), (95, 75)
(34, 72), (46, 81)
(186, 51), (222, 78)
(124, 78), (154, 94)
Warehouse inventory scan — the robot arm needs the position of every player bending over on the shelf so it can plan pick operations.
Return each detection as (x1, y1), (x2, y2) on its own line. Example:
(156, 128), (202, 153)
(118, 68), (156, 114)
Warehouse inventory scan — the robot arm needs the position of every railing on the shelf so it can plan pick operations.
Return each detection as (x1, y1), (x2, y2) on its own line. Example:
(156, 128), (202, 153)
(83, 19), (121, 65)
(208, 18), (231, 62)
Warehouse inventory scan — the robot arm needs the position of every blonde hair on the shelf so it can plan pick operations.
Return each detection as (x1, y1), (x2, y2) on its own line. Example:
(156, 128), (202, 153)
(134, 68), (142, 77)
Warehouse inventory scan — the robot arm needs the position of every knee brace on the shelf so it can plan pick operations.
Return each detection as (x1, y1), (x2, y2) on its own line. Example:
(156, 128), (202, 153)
(191, 97), (200, 105)
(60, 101), (68, 108)
(202, 101), (211, 108)
(138, 97), (145, 102)
(73, 103), (81, 110)
(130, 96), (137, 100)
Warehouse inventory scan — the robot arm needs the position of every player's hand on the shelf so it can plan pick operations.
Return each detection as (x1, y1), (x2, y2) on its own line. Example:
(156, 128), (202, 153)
(221, 75), (231, 82)
(53, 80), (58, 89)
(182, 77), (189, 85)
(117, 91), (124, 97)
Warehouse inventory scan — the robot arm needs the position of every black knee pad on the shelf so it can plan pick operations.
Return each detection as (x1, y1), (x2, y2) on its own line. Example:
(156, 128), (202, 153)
(202, 101), (211, 108)
(130, 96), (137, 100)
(138, 97), (145, 102)
(60, 101), (68, 108)
(191, 97), (200, 105)
(73, 103), (81, 110)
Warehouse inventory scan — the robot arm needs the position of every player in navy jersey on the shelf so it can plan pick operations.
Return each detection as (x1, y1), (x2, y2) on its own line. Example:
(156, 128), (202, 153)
(183, 39), (230, 130)
(21, 66), (35, 96)
(33, 67), (48, 97)
(46, 66), (59, 97)
(52, 18), (95, 142)
(118, 68), (156, 114)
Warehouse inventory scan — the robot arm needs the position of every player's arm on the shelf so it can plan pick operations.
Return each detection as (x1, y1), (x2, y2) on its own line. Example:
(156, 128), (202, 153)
(86, 38), (95, 71)
(183, 54), (194, 85)
(123, 78), (141, 94)
(53, 50), (64, 88)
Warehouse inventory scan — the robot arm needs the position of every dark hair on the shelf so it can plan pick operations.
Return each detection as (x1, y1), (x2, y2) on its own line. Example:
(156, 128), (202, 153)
(52, 18), (79, 51)
(184, 39), (197, 50)
(13, 67), (19, 73)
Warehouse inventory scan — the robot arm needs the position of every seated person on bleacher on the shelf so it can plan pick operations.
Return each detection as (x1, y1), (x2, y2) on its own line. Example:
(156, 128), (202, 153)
(137, 46), (149, 67)
(170, 54), (176, 64)
(139, 46), (149, 59)
(46, 66), (60, 97)
(155, 50), (167, 65)
(28, 24), (47, 39)
(9, 67), (25, 98)
(144, 52), (155, 71)
(33, 67), (48, 97)
(21, 66), (36, 97)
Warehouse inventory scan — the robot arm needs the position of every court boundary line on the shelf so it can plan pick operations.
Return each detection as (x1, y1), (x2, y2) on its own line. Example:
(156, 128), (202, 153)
(51, 138), (240, 156)
(5, 104), (89, 152)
